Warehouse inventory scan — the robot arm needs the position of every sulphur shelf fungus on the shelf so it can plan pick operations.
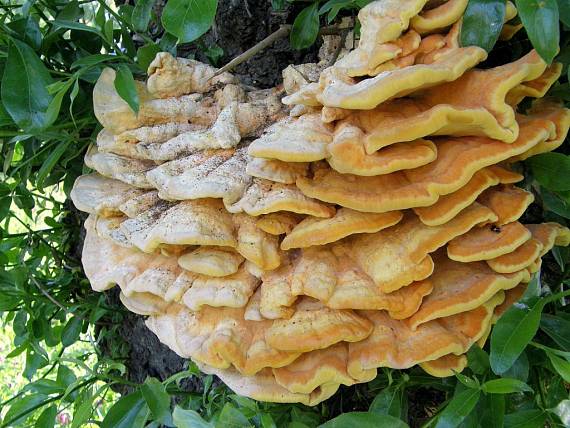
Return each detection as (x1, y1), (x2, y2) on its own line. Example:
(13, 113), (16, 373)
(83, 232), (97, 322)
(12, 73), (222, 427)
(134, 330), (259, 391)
(71, 0), (570, 405)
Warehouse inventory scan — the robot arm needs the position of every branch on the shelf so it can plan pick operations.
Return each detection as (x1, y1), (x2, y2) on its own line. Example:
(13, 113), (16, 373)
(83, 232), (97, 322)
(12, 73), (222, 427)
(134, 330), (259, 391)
(209, 24), (350, 79)
(210, 24), (292, 79)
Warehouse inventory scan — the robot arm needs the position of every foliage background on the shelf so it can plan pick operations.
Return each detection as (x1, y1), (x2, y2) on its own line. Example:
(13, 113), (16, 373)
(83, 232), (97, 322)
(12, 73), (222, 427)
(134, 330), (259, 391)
(1, 0), (570, 427)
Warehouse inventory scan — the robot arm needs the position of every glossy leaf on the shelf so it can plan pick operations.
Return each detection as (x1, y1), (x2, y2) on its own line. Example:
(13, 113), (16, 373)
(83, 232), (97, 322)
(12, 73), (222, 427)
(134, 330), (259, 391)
(172, 406), (214, 428)
(455, 373), (480, 390)
(490, 297), (544, 374)
(528, 153), (570, 191)
(35, 405), (57, 428)
(272, 0), (287, 11)
(61, 315), (82, 347)
(434, 388), (480, 428)
(541, 188), (570, 218)
(481, 378), (533, 394)
(557, 0), (570, 26)
(546, 350), (570, 382)
(553, 400), (570, 427)
(461, 393), (504, 428)
(541, 314), (570, 350)
(4, 394), (48, 426)
(114, 64), (140, 114)
(460, 0), (506, 52)
(24, 347), (48, 379)
(71, 54), (118, 69)
(1, 39), (53, 131)
(137, 43), (162, 71)
(467, 344), (490, 375)
(8, 16), (42, 50)
(141, 377), (172, 425)
(161, 0), (218, 43)
(101, 391), (149, 428)
(132, 0), (155, 32)
(369, 385), (403, 418)
(504, 409), (546, 428)
(501, 351), (530, 382)
(217, 403), (250, 427)
(44, 80), (74, 128)
(290, 3), (320, 50)
(320, 0), (354, 23)
(515, 0), (560, 63)
(319, 412), (408, 428)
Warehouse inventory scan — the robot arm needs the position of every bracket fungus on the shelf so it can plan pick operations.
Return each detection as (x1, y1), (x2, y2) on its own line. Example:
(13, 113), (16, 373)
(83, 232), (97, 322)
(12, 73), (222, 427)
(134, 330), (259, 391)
(72, 0), (570, 405)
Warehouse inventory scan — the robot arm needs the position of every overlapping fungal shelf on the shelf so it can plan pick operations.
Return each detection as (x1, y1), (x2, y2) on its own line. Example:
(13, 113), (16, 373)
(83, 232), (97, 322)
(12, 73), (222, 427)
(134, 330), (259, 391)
(71, 0), (570, 405)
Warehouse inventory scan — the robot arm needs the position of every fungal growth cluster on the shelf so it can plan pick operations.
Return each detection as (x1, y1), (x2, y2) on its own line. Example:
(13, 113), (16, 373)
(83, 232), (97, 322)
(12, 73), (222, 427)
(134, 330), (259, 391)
(71, 0), (570, 404)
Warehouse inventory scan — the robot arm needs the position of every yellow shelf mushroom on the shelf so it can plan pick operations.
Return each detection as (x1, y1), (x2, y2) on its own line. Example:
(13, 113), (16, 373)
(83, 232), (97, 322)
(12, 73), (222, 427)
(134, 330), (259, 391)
(71, 0), (570, 405)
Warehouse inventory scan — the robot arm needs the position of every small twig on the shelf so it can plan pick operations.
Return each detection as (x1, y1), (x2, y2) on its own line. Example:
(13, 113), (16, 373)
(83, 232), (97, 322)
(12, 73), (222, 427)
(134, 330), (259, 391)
(243, 0), (252, 18)
(30, 277), (114, 327)
(210, 24), (292, 79)
(31, 276), (70, 314)
(209, 24), (350, 79)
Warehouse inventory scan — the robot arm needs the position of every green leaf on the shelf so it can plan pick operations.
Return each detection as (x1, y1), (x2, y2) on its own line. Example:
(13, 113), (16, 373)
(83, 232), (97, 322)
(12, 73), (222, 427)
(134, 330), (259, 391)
(504, 409), (546, 428)
(61, 315), (83, 347)
(541, 314), (570, 350)
(137, 43), (162, 71)
(290, 3), (320, 50)
(490, 294), (545, 374)
(57, 364), (77, 388)
(501, 351), (529, 382)
(4, 394), (48, 426)
(71, 54), (119, 69)
(546, 350), (570, 382)
(260, 413), (277, 428)
(557, 0), (570, 26)
(434, 388), (480, 428)
(551, 246), (570, 270)
(320, 0), (354, 23)
(515, 0), (560, 63)
(172, 406), (214, 428)
(455, 373), (480, 390)
(35, 405), (57, 428)
(527, 153), (570, 190)
(53, 19), (103, 36)
(26, 379), (65, 395)
(369, 385), (403, 418)
(8, 16), (42, 50)
(460, 0), (506, 52)
(44, 79), (74, 128)
(24, 346), (48, 379)
(1, 39), (53, 131)
(481, 378), (533, 394)
(161, 0), (218, 44)
(467, 344), (490, 375)
(318, 412), (408, 428)
(204, 44), (224, 66)
(272, 0), (287, 11)
(217, 403), (250, 427)
(541, 188), (570, 218)
(114, 65), (140, 114)
(36, 140), (71, 189)
(553, 400), (570, 427)
(461, 393), (505, 428)
(141, 378), (172, 425)
(132, 0), (155, 32)
(71, 389), (96, 428)
(101, 390), (149, 428)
